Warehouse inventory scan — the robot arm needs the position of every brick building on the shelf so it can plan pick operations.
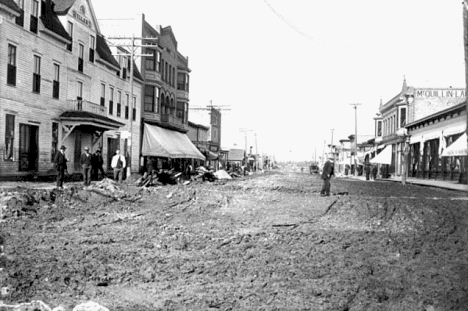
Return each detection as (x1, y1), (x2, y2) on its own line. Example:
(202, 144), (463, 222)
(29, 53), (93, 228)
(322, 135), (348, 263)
(372, 78), (464, 178)
(98, 13), (204, 172)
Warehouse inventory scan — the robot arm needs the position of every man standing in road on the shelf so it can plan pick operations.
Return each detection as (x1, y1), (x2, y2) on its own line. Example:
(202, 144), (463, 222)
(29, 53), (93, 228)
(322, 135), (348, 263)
(91, 149), (105, 181)
(320, 158), (334, 197)
(111, 150), (126, 183)
(54, 145), (68, 189)
(80, 146), (92, 186)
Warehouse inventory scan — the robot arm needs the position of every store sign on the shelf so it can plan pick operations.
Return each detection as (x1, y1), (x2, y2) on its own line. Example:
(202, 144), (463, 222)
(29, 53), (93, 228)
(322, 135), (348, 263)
(72, 10), (91, 28)
(415, 89), (465, 98)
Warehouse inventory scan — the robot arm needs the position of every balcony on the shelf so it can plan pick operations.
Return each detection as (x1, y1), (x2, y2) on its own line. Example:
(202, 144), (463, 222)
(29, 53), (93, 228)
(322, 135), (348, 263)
(177, 89), (189, 101)
(67, 99), (107, 118)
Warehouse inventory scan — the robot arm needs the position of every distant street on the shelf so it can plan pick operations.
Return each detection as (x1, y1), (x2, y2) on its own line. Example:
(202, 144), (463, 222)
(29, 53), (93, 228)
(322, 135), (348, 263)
(1, 171), (467, 310)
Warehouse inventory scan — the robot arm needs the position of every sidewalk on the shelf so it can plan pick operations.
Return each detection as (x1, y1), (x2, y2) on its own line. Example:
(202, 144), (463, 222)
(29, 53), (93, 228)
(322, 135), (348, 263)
(342, 174), (468, 192)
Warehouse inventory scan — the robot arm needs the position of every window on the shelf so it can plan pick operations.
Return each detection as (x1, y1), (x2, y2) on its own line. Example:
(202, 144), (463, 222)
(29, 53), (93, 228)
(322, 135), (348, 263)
(117, 91), (121, 117)
(172, 67), (175, 87)
(78, 44), (84, 72)
(144, 85), (155, 112)
(168, 65), (172, 85)
(4, 114), (15, 161)
(165, 62), (168, 82)
(16, 0), (24, 26)
(184, 103), (188, 124)
(125, 94), (129, 119)
(377, 120), (382, 137)
(67, 22), (73, 51)
(132, 96), (137, 121)
(177, 73), (186, 91)
(53, 64), (60, 99)
(33, 55), (41, 93)
(156, 51), (161, 72)
(51, 122), (58, 161)
(76, 81), (83, 100)
(100, 83), (105, 106)
(145, 49), (156, 71)
(399, 107), (407, 127)
(89, 35), (95, 62)
(176, 102), (184, 119)
(30, 0), (38, 33)
(109, 87), (114, 115)
(7, 45), (17, 86)
(161, 60), (165, 80)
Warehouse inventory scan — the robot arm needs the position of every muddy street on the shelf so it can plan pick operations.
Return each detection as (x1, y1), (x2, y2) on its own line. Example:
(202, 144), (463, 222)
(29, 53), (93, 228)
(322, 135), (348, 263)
(1, 171), (468, 311)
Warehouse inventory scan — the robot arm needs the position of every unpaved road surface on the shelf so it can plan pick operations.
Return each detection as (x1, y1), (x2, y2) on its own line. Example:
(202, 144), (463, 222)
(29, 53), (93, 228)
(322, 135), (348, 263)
(1, 171), (468, 310)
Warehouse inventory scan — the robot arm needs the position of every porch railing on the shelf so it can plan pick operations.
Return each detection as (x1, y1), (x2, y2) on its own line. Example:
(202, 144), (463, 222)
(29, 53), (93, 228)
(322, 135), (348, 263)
(67, 99), (107, 118)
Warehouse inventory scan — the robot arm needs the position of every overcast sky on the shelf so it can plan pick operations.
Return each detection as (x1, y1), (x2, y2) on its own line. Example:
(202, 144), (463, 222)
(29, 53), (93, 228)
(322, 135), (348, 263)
(93, 0), (466, 161)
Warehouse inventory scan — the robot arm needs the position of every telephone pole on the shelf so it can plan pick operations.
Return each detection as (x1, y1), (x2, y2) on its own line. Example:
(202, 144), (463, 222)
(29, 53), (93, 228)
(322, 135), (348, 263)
(350, 103), (361, 176)
(107, 35), (158, 179)
(330, 129), (334, 160)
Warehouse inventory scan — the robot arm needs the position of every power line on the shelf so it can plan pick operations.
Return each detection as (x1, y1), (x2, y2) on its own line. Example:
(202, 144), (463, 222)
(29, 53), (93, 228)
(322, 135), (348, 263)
(261, 0), (347, 49)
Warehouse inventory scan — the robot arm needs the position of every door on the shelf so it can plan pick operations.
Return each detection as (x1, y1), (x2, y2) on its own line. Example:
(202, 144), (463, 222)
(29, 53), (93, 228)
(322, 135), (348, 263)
(107, 137), (119, 170)
(18, 124), (39, 172)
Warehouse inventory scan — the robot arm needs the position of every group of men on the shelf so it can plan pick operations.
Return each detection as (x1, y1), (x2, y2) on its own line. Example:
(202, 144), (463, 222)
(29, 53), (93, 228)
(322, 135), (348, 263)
(53, 146), (127, 189)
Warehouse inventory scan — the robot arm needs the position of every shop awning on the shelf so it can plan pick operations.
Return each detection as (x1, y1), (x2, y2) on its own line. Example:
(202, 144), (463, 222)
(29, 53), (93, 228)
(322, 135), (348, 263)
(370, 145), (392, 165)
(142, 124), (205, 160)
(441, 133), (468, 157)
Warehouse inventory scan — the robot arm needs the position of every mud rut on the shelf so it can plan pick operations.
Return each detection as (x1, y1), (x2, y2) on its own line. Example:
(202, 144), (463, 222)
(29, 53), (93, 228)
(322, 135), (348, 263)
(1, 172), (467, 311)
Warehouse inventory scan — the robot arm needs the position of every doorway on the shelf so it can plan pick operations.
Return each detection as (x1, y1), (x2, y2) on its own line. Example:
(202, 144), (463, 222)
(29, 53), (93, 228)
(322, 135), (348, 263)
(18, 124), (39, 172)
(107, 137), (119, 170)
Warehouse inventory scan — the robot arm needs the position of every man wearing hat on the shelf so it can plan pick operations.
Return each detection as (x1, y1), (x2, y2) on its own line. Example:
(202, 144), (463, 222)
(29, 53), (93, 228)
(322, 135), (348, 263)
(54, 145), (68, 189)
(91, 149), (105, 180)
(80, 146), (92, 186)
(320, 158), (335, 197)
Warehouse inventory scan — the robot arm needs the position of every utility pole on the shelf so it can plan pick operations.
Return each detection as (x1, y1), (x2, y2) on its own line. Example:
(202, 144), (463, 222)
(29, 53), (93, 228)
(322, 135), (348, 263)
(322, 140), (326, 162)
(330, 129), (334, 160)
(464, 2), (468, 153)
(107, 35), (158, 179)
(239, 128), (253, 155)
(350, 103), (361, 177)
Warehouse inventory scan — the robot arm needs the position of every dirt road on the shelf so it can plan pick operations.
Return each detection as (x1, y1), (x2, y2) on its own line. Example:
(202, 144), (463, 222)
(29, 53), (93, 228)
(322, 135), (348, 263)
(1, 171), (467, 310)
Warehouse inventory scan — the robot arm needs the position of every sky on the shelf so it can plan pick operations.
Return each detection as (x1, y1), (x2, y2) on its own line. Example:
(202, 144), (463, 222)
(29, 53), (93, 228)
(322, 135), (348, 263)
(92, 0), (466, 162)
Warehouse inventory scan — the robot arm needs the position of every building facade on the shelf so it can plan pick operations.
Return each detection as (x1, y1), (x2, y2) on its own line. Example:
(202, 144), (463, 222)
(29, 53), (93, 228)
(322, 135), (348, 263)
(98, 13), (202, 172)
(374, 78), (464, 178)
(0, 0), (142, 178)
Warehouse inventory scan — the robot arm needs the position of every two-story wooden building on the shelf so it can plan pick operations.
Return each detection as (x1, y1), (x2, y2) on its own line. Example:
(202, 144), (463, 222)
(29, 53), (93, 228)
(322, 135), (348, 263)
(0, 0), (143, 179)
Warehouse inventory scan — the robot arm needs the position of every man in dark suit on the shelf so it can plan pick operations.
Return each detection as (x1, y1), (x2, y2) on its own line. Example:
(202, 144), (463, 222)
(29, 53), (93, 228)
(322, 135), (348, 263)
(54, 145), (68, 189)
(80, 146), (92, 186)
(320, 158), (334, 197)
(91, 149), (105, 180)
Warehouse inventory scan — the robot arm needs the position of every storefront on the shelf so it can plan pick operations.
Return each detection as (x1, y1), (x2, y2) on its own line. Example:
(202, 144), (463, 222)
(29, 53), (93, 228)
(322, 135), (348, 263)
(406, 103), (467, 184)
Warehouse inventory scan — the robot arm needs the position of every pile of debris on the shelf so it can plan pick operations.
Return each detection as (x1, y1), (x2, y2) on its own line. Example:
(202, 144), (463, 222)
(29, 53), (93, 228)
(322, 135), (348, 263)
(136, 167), (236, 187)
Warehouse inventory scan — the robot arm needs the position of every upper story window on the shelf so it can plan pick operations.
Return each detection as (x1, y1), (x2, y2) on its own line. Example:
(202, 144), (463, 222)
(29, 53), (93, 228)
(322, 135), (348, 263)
(144, 85), (155, 112)
(67, 22), (73, 51)
(78, 44), (84, 72)
(125, 94), (129, 119)
(145, 49), (156, 71)
(32, 55), (41, 93)
(53, 64), (60, 99)
(89, 35), (95, 63)
(109, 87), (114, 115)
(100, 83), (105, 106)
(7, 44), (17, 86)
(169, 65), (172, 86)
(376, 120), (382, 137)
(30, 0), (39, 33)
(77, 81), (83, 100)
(177, 73), (189, 91)
(117, 91), (122, 117)
(15, 0), (24, 26)
(399, 107), (407, 128)
(79, 5), (86, 14)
